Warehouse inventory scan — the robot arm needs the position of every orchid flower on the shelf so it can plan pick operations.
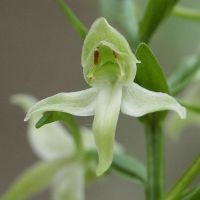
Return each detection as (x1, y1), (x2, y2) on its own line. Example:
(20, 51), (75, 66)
(25, 18), (186, 176)
(10, 94), (97, 200)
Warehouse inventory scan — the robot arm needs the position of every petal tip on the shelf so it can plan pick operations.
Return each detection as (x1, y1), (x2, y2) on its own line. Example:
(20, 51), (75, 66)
(24, 110), (32, 121)
(96, 168), (103, 177)
(96, 162), (110, 177)
(95, 17), (108, 25)
(179, 106), (187, 119)
(95, 153), (113, 176)
(24, 114), (29, 121)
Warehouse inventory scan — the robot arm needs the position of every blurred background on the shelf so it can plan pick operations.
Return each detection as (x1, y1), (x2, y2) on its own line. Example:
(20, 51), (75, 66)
(0, 0), (200, 199)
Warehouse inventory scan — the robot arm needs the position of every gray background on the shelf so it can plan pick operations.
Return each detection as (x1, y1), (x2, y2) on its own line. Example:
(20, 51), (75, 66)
(0, 0), (200, 199)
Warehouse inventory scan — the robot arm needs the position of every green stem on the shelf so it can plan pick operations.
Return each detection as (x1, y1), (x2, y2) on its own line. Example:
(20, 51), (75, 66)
(145, 123), (165, 200)
(166, 155), (200, 200)
(179, 101), (200, 114)
(139, 0), (180, 43)
(111, 154), (147, 184)
(182, 185), (200, 200)
(54, 0), (87, 39)
(173, 6), (200, 21)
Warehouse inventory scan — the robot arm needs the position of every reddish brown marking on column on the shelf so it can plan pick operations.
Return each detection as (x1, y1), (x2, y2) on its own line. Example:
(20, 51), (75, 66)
(112, 50), (118, 58)
(94, 49), (99, 65)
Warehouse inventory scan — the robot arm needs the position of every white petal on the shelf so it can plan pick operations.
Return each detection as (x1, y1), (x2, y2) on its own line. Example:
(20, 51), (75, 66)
(81, 127), (124, 154)
(10, 94), (75, 160)
(81, 127), (96, 152)
(10, 94), (37, 112)
(52, 164), (84, 200)
(121, 83), (186, 119)
(28, 122), (75, 161)
(93, 86), (122, 176)
(25, 88), (97, 121)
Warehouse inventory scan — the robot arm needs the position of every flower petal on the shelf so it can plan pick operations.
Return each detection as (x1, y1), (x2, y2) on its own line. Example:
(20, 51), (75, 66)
(10, 94), (38, 112)
(28, 123), (75, 160)
(81, 127), (96, 152)
(121, 83), (186, 119)
(1, 159), (68, 200)
(25, 88), (97, 121)
(11, 94), (75, 160)
(81, 127), (123, 154)
(52, 164), (84, 200)
(93, 85), (122, 176)
(82, 18), (139, 85)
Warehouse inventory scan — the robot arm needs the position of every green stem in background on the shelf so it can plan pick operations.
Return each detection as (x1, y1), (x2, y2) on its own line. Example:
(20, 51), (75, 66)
(86, 150), (147, 185)
(182, 185), (200, 200)
(179, 101), (200, 114)
(111, 154), (147, 185)
(54, 0), (87, 39)
(166, 155), (200, 200)
(139, 0), (180, 43)
(99, 0), (140, 50)
(145, 123), (165, 200)
(173, 6), (200, 21)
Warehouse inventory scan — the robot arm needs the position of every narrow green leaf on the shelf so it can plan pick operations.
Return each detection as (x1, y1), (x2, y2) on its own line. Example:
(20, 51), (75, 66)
(166, 154), (200, 200)
(135, 43), (169, 94)
(1, 159), (70, 200)
(85, 151), (146, 184)
(182, 185), (200, 200)
(99, 0), (140, 48)
(111, 154), (147, 184)
(173, 6), (200, 21)
(168, 54), (200, 95)
(135, 43), (169, 123)
(180, 101), (200, 114)
(36, 111), (82, 151)
(139, 0), (180, 42)
(54, 0), (87, 39)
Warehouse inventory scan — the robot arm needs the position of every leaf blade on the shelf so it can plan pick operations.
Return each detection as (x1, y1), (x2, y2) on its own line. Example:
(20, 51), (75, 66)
(100, 0), (140, 48)
(182, 185), (200, 200)
(139, 0), (180, 42)
(166, 154), (200, 200)
(54, 0), (87, 39)
(111, 154), (147, 184)
(168, 54), (200, 95)
(135, 43), (170, 123)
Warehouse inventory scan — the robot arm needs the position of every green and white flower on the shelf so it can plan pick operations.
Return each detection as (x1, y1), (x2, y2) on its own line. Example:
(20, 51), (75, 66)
(10, 94), (97, 200)
(25, 18), (186, 176)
